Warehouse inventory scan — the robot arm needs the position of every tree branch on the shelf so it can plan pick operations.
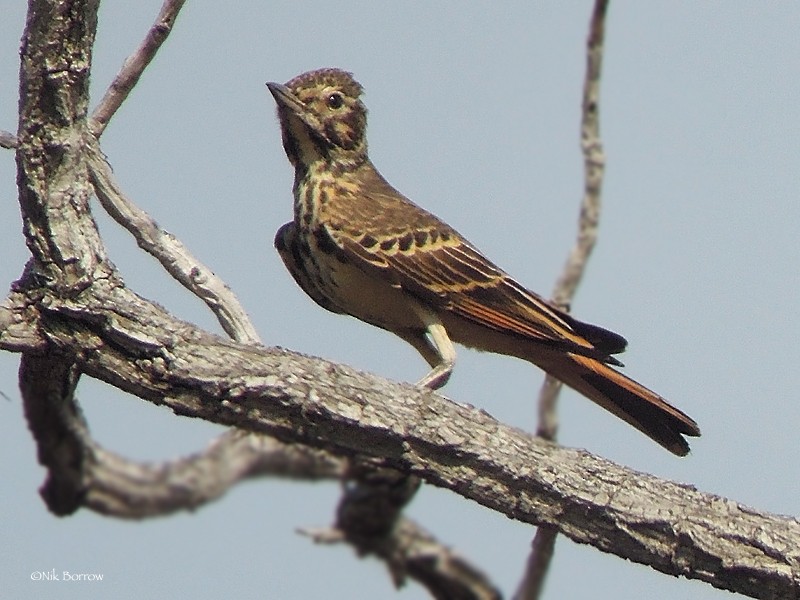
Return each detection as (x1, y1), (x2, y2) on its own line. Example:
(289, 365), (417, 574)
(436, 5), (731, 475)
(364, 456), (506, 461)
(0, 130), (17, 148)
(19, 353), (88, 515)
(16, 0), (108, 290)
(551, 0), (608, 310)
(520, 2), (610, 597)
(85, 430), (346, 518)
(3, 283), (799, 598)
(88, 0), (187, 137)
(304, 511), (502, 600)
(86, 143), (261, 344)
(513, 527), (557, 600)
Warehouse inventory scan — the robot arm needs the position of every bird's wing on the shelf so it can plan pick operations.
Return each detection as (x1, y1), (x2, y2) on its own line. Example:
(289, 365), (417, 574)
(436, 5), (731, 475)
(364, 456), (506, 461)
(321, 168), (625, 360)
(274, 221), (346, 315)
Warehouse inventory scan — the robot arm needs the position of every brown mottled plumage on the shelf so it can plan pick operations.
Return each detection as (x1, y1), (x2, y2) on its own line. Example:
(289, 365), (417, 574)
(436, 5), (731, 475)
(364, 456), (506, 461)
(266, 68), (700, 455)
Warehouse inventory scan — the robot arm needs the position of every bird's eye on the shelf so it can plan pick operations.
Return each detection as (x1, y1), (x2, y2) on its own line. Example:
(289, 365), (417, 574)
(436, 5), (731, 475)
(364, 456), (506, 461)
(326, 92), (344, 109)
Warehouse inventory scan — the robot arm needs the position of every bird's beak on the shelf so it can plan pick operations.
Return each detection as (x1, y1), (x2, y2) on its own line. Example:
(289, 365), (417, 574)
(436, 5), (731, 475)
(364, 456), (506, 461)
(266, 82), (306, 115)
(267, 81), (330, 146)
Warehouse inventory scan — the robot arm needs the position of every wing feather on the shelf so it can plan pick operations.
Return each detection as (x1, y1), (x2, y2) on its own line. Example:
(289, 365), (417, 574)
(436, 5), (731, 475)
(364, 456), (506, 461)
(320, 166), (622, 359)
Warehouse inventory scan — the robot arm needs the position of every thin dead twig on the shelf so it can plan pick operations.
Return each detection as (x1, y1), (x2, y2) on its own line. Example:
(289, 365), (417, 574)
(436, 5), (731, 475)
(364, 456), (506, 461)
(86, 141), (261, 344)
(517, 1), (610, 599)
(0, 130), (17, 148)
(88, 0), (187, 137)
(303, 515), (502, 600)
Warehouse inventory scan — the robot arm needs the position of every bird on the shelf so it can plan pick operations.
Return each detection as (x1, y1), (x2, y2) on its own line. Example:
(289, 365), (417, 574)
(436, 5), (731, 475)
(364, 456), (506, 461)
(266, 68), (700, 456)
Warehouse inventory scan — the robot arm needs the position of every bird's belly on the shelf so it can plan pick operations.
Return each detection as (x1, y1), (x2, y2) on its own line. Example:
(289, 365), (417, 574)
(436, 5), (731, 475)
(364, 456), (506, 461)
(322, 259), (425, 331)
(439, 311), (539, 363)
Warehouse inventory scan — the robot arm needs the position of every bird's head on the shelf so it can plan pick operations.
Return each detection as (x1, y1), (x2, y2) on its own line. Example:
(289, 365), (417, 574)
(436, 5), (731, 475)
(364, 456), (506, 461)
(267, 68), (368, 171)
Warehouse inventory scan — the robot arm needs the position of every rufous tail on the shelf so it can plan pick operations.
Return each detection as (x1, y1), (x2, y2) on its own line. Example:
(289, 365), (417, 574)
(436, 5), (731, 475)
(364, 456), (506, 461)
(542, 353), (700, 456)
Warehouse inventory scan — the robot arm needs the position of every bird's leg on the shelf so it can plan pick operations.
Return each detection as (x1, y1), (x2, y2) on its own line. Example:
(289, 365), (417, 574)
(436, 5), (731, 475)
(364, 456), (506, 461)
(417, 322), (456, 389)
(396, 328), (453, 389)
(398, 306), (456, 390)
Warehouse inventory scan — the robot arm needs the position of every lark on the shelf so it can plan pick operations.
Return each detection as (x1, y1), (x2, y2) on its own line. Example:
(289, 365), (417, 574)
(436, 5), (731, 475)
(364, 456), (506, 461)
(266, 68), (699, 455)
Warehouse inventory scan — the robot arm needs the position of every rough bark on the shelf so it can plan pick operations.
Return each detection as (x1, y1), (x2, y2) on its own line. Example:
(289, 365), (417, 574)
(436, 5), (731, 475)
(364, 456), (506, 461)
(3, 284), (800, 598)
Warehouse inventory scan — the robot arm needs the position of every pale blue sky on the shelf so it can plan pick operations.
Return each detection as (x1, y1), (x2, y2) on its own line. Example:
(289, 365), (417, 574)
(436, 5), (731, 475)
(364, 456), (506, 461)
(2, 2), (800, 599)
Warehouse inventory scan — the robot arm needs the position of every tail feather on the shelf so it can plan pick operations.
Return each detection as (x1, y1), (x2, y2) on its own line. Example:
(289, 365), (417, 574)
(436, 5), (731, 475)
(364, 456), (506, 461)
(561, 313), (629, 357)
(544, 353), (700, 456)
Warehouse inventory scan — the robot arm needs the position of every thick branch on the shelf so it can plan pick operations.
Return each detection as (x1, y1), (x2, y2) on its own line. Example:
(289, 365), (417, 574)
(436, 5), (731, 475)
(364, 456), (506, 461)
(3, 284), (798, 598)
(17, 0), (108, 291)
(14, 0), (103, 519)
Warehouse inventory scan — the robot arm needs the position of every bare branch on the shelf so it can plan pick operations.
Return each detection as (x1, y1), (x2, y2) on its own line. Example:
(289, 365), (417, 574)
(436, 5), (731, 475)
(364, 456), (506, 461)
(2, 281), (797, 598)
(536, 0), (609, 442)
(305, 514), (502, 600)
(19, 353), (88, 515)
(17, 0), (109, 290)
(552, 0), (608, 309)
(0, 130), (17, 148)
(522, 1), (611, 597)
(86, 142), (261, 344)
(513, 526), (557, 600)
(383, 518), (502, 600)
(86, 430), (346, 518)
(88, 0), (187, 137)
(16, 341), (344, 519)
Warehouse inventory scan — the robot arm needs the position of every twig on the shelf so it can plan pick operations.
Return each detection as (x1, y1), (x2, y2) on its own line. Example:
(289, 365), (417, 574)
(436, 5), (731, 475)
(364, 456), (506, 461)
(513, 526), (558, 600)
(518, 1), (610, 598)
(303, 515), (502, 600)
(551, 0), (609, 310)
(88, 0), (187, 137)
(0, 130), (18, 148)
(86, 141), (261, 344)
